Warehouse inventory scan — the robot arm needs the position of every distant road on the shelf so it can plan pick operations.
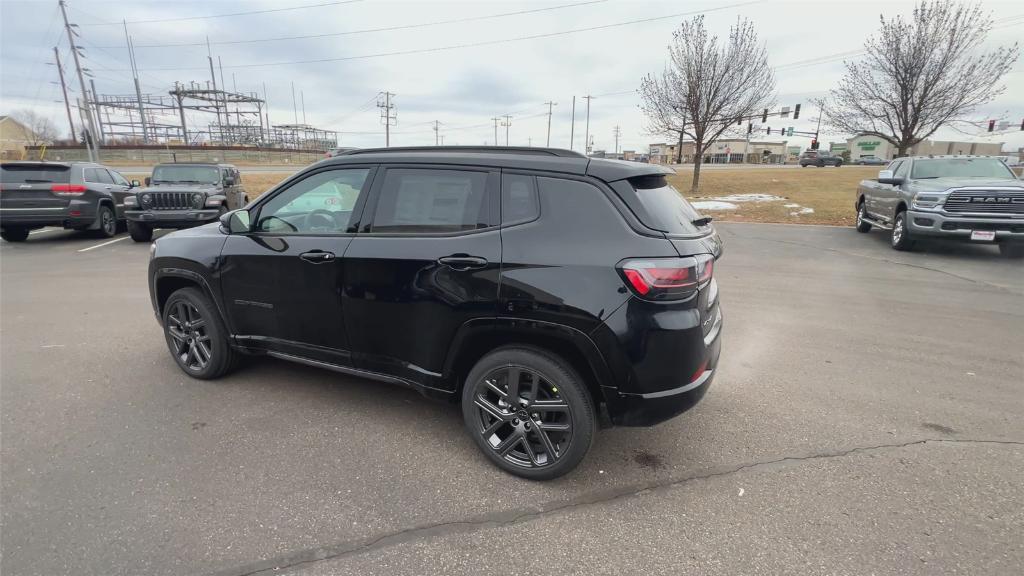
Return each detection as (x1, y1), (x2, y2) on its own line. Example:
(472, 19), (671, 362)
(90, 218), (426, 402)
(111, 165), (303, 174)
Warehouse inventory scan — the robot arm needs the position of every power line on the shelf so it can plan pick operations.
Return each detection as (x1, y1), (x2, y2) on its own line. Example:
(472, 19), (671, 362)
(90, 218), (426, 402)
(111, 1), (765, 72)
(75, 0), (364, 26)
(111, 0), (608, 49)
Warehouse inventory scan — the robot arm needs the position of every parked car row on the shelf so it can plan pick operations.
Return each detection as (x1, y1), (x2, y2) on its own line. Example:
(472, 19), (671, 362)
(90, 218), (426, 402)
(854, 155), (1024, 258)
(0, 161), (248, 242)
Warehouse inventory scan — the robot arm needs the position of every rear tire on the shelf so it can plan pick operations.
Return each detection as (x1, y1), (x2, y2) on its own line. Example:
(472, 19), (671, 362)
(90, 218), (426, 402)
(128, 220), (153, 242)
(461, 347), (595, 480)
(162, 287), (236, 379)
(1, 227), (30, 242)
(891, 209), (915, 251)
(855, 202), (872, 233)
(999, 243), (1024, 259)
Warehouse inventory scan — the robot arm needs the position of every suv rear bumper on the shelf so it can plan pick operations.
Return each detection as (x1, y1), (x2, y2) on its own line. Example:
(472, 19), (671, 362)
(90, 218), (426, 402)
(0, 201), (98, 229)
(907, 210), (1024, 239)
(126, 209), (220, 228)
(591, 296), (723, 427)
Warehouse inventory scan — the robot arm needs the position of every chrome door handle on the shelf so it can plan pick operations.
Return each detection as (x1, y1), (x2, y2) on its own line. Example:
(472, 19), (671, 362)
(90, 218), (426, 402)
(437, 255), (488, 270)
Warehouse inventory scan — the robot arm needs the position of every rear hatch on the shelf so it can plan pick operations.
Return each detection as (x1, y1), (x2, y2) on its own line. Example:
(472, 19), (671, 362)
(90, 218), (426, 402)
(623, 174), (723, 341)
(1, 163), (74, 210)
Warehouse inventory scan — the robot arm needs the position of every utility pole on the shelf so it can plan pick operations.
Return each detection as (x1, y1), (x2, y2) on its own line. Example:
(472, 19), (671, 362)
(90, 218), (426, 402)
(206, 38), (222, 140)
(613, 125), (621, 155)
(262, 82), (271, 143)
(501, 114), (512, 146)
(433, 120), (440, 146)
(52, 47), (76, 141)
(582, 95), (594, 156)
(439, 135), (445, 146)
(544, 101), (557, 147)
(491, 117), (500, 146)
(569, 96), (576, 150)
(528, 137), (532, 147)
(301, 90), (306, 125)
(59, 0), (97, 160)
(377, 91), (396, 147)
(123, 20), (148, 143)
(291, 82), (298, 124)
(89, 78), (104, 143)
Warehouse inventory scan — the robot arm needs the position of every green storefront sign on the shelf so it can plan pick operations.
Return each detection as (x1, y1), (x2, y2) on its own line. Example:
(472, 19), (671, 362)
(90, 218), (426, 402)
(856, 140), (882, 151)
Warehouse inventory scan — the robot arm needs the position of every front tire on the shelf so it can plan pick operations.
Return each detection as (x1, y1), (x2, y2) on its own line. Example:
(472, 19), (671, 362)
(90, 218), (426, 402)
(999, 243), (1024, 259)
(95, 205), (117, 238)
(855, 202), (872, 233)
(162, 287), (236, 379)
(891, 209), (914, 251)
(461, 347), (595, 480)
(128, 220), (153, 242)
(1, 227), (30, 242)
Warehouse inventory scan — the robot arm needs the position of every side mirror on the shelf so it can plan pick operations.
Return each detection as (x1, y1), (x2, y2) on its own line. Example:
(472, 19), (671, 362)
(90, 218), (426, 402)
(224, 177), (235, 186)
(877, 170), (903, 185)
(144, 177), (152, 186)
(219, 209), (251, 234)
(130, 179), (141, 188)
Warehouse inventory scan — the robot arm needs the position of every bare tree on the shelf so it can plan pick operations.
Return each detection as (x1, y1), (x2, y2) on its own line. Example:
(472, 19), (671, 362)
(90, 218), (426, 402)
(826, 1), (1018, 157)
(11, 109), (60, 147)
(640, 16), (775, 192)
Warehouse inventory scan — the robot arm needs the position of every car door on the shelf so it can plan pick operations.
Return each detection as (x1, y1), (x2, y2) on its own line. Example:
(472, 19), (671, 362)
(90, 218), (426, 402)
(342, 165), (501, 389)
(218, 165), (376, 365)
(105, 169), (132, 218)
(886, 159), (912, 220)
(868, 159), (902, 219)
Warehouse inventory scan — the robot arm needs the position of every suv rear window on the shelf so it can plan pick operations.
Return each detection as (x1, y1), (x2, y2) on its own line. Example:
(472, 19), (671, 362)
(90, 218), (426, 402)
(1, 164), (71, 184)
(628, 175), (704, 235)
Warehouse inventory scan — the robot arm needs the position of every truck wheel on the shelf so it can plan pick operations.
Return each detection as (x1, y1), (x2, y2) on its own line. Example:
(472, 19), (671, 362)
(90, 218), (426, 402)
(162, 287), (236, 379)
(1, 227), (30, 242)
(999, 243), (1024, 259)
(128, 220), (153, 242)
(891, 209), (915, 251)
(855, 202), (872, 233)
(95, 205), (117, 238)
(461, 347), (595, 480)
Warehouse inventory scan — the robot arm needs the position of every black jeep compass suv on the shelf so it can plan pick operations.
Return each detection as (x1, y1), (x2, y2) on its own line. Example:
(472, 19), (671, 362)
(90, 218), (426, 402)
(148, 147), (723, 479)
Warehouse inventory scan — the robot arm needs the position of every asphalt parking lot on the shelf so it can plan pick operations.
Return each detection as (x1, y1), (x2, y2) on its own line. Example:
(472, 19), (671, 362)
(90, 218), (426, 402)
(2, 222), (1022, 575)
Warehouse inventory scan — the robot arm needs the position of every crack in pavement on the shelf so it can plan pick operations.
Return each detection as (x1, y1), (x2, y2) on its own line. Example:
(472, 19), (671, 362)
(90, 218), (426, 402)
(209, 438), (1024, 576)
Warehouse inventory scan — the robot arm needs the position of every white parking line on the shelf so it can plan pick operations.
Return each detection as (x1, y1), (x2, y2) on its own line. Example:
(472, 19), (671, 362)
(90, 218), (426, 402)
(77, 236), (129, 252)
(29, 227), (60, 235)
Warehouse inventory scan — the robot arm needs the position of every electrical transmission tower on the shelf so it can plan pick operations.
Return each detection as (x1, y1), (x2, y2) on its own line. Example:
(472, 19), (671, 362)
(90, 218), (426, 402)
(377, 91), (396, 147)
(59, 0), (99, 160)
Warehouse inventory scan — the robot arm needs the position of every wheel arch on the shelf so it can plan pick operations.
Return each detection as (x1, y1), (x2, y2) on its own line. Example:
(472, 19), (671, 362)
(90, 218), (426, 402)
(444, 318), (614, 408)
(152, 267), (226, 325)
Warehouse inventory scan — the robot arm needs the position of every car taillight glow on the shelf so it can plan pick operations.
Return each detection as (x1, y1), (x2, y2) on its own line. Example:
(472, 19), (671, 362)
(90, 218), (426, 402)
(51, 184), (87, 196)
(618, 255), (714, 300)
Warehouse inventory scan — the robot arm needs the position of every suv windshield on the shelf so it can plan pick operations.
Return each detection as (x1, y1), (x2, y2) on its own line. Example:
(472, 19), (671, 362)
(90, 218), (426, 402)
(1, 164), (71, 184)
(911, 158), (1015, 179)
(151, 165), (220, 184)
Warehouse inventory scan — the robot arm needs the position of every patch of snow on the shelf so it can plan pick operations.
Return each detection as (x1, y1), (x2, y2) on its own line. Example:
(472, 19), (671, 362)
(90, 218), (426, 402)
(706, 193), (786, 203)
(691, 201), (738, 210)
(789, 207), (815, 215)
(783, 203), (800, 208)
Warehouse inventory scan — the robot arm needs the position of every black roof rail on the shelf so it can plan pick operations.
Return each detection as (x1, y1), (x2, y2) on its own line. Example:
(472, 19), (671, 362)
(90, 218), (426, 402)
(338, 146), (586, 158)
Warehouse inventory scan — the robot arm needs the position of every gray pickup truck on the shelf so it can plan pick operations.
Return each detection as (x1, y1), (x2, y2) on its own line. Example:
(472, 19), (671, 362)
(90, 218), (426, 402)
(125, 163), (248, 242)
(854, 155), (1024, 258)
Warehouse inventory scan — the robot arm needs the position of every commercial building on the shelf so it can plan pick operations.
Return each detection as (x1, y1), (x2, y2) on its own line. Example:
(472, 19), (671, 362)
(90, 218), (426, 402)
(649, 139), (788, 164)
(846, 134), (1004, 161)
(0, 115), (41, 160)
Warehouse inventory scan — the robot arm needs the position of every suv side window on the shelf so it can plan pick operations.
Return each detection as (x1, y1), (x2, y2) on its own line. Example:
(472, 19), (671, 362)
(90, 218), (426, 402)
(256, 168), (371, 234)
(84, 168), (102, 183)
(501, 173), (539, 225)
(370, 168), (490, 233)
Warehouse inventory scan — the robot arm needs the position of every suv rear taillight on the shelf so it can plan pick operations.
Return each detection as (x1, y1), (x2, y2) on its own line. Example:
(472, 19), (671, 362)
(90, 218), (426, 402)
(618, 255), (714, 301)
(51, 184), (87, 196)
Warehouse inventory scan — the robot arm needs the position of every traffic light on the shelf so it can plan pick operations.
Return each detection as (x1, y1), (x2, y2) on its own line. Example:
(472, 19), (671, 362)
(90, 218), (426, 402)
(793, 104), (801, 120)
(988, 120), (995, 132)
(810, 138), (819, 150)
(767, 126), (771, 135)
(737, 117), (743, 126)
(762, 108), (768, 123)
(747, 122), (753, 134)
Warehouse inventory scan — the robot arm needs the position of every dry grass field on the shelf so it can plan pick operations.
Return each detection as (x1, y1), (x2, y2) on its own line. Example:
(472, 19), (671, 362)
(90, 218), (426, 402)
(668, 166), (880, 226)
(126, 166), (881, 226)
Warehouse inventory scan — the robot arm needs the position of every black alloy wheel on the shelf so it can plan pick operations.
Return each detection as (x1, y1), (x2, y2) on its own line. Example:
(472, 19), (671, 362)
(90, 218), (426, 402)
(97, 205), (117, 237)
(162, 287), (236, 379)
(166, 299), (213, 372)
(462, 348), (595, 480)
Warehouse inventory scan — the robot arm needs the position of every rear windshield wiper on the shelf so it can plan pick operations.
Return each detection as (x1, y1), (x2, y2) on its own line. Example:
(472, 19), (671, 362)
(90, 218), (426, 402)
(692, 216), (713, 227)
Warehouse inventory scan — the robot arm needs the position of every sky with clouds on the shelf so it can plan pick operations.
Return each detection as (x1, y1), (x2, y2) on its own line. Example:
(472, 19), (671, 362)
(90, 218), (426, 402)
(2, 0), (1022, 153)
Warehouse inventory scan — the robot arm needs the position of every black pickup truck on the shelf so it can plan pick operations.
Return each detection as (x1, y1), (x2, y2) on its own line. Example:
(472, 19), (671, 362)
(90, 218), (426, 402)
(125, 163), (248, 242)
